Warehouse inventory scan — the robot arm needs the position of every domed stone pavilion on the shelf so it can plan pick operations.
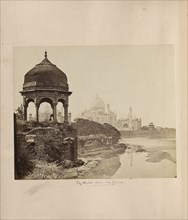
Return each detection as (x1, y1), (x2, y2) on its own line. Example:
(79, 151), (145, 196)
(20, 52), (72, 122)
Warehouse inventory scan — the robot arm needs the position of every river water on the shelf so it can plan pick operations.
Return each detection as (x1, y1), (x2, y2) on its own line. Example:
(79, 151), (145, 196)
(113, 137), (176, 178)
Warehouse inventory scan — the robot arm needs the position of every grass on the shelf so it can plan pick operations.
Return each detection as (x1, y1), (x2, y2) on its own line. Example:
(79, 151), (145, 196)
(24, 161), (64, 179)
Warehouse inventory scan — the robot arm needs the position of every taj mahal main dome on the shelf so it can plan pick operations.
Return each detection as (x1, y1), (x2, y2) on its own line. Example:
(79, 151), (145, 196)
(90, 94), (105, 112)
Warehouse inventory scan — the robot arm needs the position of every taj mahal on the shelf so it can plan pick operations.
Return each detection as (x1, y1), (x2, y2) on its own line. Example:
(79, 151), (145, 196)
(78, 94), (142, 131)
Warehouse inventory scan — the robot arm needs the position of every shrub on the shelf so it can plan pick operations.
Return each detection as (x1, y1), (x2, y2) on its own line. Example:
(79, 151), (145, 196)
(41, 129), (74, 163)
(25, 161), (61, 179)
(72, 119), (121, 144)
(103, 123), (121, 143)
(15, 134), (35, 179)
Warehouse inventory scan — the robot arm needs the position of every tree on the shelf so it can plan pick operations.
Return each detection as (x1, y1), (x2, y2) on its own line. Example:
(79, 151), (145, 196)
(141, 126), (149, 130)
(16, 104), (24, 120)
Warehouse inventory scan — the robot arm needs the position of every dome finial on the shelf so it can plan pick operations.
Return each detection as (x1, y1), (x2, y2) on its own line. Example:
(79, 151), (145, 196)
(45, 51), (47, 58)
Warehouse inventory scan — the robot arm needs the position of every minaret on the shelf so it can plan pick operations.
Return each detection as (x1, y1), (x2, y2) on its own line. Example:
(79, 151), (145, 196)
(106, 104), (110, 123)
(129, 107), (133, 130)
(107, 104), (110, 114)
(129, 107), (132, 119)
(68, 112), (71, 123)
(29, 113), (32, 121)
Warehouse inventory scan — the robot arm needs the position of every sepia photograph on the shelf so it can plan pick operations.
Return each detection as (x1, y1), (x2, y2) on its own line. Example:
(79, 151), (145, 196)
(14, 46), (176, 179)
(1, 1), (187, 219)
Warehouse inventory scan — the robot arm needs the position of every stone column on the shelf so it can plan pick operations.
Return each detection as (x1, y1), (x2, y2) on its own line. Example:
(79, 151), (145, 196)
(53, 103), (57, 122)
(23, 105), (27, 121)
(63, 103), (68, 123)
(23, 97), (27, 121)
(35, 103), (39, 122)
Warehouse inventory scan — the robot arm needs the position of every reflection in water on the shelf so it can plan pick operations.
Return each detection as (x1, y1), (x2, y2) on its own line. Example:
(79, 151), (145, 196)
(113, 138), (176, 178)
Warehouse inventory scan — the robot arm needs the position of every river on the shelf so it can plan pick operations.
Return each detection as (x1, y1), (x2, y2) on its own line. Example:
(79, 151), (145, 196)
(113, 137), (176, 178)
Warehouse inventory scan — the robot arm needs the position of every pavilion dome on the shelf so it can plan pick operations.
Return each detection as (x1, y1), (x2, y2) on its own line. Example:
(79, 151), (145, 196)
(23, 51), (68, 91)
(90, 94), (105, 112)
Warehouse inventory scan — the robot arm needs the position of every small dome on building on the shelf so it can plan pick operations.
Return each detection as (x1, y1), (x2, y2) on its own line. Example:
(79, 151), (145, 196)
(90, 94), (105, 112)
(23, 51), (68, 91)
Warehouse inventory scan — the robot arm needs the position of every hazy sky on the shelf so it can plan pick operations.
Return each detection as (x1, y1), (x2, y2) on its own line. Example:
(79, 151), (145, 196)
(14, 46), (176, 128)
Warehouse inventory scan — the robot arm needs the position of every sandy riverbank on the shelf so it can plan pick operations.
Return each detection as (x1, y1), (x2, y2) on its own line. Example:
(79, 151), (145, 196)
(25, 138), (176, 179)
(78, 155), (120, 179)
(63, 138), (176, 179)
(77, 146), (125, 179)
(24, 145), (126, 179)
(79, 138), (176, 179)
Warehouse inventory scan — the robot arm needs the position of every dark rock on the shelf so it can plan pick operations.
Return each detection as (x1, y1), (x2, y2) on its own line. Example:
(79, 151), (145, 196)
(136, 148), (146, 152)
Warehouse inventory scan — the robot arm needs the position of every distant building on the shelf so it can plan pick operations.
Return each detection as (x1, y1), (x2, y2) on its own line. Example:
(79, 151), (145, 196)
(57, 112), (72, 123)
(79, 94), (117, 127)
(148, 122), (155, 130)
(116, 108), (142, 131)
(28, 113), (35, 121)
(78, 95), (141, 131)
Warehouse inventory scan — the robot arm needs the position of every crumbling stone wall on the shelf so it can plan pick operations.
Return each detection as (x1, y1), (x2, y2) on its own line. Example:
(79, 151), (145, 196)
(24, 126), (78, 163)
